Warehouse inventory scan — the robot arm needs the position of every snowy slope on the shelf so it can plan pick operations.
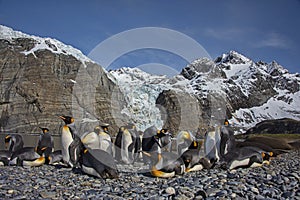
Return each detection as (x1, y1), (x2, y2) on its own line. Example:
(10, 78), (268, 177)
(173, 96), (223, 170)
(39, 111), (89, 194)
(0, 25), (93, 66)
(216, 51), (300, 129)
(111, 51), (300, 133)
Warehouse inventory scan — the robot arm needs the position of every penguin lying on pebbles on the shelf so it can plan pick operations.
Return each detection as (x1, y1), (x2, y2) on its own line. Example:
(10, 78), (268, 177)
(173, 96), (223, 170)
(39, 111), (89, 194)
(47, 150), (63, 165)
(145, 151), (185, 178)
(80, 148), (118, 179)
(218, 124), (273, 170)
(0, 134), (24, 165)
(9, 146), (46, 167)
(181, 140), (212, 172)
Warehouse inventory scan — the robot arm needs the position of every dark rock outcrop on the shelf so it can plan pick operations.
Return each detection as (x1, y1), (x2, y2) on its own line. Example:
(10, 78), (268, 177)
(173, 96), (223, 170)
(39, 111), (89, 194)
(245, 118), (300, 135)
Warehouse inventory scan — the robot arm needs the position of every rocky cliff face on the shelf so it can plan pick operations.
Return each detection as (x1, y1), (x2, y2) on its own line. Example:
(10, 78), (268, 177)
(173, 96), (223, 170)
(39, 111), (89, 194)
(0, 26), (124, 135)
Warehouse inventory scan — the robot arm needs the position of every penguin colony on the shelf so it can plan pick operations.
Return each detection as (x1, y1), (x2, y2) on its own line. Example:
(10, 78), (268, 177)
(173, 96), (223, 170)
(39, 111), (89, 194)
(0, 116), (299, 179)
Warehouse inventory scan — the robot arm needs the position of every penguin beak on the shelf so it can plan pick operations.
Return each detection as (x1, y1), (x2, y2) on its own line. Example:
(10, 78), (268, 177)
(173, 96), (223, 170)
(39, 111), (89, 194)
(141, 151), (152, 157)
(41, 147), (47, 151)
(59, 116), (66, 120)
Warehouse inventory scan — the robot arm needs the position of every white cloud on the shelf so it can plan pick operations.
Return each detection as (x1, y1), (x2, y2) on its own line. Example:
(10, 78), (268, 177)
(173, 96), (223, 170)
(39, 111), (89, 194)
(254, 32), (290, 49)
(204, 27), (246, 40)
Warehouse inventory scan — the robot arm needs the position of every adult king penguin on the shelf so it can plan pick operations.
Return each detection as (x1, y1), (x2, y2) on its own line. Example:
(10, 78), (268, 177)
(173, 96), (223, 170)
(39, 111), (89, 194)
(115, 123), (140, 164)
(96, 123), (113, 155)
(146, 150), (185, 178)
(59, 115), (79, 167)
(0, 134), (24, 165)
(9, 146), (46, 167)
(79, 148), (119, 179)
(181, 140), (212, 172)
(177, 131), (195, 156)
(219, 122), (274, 170)
(142, 126), (171, 164)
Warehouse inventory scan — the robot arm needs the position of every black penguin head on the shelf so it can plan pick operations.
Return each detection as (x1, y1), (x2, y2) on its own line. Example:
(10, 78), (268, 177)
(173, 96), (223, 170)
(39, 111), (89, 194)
(224, 119), (229, 126)
(156, 129), (169, 138)
(182, 153), (192, 168)
(94, 126), (101, 134)
(125, 123), (136, 130)
(99, 122), (110, 132)
(4, 135), (11, 145)
(59, 116), (74, 125)
(39, 127), (49, 134)
(189, 140), (202, 150)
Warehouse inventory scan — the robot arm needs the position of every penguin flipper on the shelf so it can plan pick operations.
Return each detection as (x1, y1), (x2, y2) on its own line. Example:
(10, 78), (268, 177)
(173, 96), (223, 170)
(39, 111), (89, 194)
(69, 136), (83, 166)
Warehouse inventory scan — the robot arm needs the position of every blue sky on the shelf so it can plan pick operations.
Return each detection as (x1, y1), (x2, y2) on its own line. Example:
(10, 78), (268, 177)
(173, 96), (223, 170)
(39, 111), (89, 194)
(1, 0), (300, 74)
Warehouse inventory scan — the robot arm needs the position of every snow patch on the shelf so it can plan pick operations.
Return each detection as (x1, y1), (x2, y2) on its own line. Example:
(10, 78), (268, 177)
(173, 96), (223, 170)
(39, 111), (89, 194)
(0, 25), (93, 66)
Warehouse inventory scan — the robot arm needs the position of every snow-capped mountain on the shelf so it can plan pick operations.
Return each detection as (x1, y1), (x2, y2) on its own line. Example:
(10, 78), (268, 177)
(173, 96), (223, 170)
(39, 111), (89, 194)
(110, 51), (300, 133)
(1, 24), (299, 134)
(0, 25), (93, 66)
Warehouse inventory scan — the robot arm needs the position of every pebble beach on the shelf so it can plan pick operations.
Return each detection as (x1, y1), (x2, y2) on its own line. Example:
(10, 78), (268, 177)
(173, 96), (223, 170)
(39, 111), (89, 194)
(0, 150), (299, 199)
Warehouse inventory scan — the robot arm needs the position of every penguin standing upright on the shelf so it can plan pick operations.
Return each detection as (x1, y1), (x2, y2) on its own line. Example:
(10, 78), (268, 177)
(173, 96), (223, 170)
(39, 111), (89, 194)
(36, 127), (54, 158)
(59, 115), (79, 167)
(96, 123), (113, 155)
(157, 129), (172, 152)
(81, 129), (100, 150)
(115, 123), (140, 164)
(177, 131), (195, 156)
(204, 127), (222, 164)
(142, 126), (161, 164)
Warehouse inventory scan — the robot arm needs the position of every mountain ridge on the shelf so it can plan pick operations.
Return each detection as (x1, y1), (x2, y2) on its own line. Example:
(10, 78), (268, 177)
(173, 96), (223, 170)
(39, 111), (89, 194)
(0, 24), (299, 135)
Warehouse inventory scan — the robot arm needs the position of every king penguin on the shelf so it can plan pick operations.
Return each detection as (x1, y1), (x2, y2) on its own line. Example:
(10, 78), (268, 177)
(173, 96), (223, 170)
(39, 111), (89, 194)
(0, 134), (24, 165)
(181, 140), (212, 172)
(177, 131), (195, 156)
(79, 148), (119, 179)
(141, 126), (168, 164)
(59, 115), (79, 167)
(96, 123), (113, 155)
(114, 123), (140, 164)
(36, 127), (54, 158)
(5, 134), (24, 153)
(216, 121), (273, 170)
(9, 146), (46, 167)
(47, 150), (63, 165)
(147, 151), (185, 178)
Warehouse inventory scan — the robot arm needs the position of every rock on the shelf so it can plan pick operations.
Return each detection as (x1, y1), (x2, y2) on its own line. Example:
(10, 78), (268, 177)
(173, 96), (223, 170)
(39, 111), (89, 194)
(246, 118), (300, 135)
(0, 35), (125, 136)
(165, 187), (176, 195)
(40, 191), (56, 199)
